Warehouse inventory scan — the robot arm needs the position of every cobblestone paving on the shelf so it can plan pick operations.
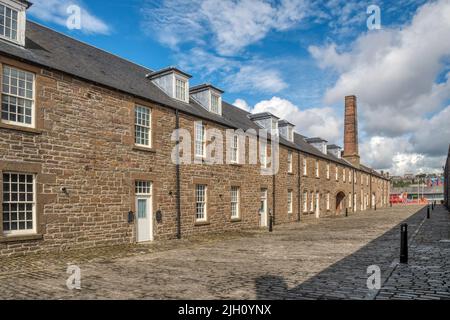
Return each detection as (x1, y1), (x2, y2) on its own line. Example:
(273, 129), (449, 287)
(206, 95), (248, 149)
(0, 205), (448, 300)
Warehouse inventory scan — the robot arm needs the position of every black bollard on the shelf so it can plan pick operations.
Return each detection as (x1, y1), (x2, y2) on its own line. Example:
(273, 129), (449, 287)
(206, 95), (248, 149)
(375, 205), (377, 211)
(427, 206), (430, 219)
(400, 223), (408, 264)
(269, 214), (273, 232)
(345, 208), (348, 217)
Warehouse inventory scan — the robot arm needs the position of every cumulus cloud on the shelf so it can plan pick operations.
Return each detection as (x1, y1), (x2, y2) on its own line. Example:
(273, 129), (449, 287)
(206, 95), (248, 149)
(309, 0), (450, 174)
(309, 0), (450, 134)
(360, 136), (445, 175)
(28, 0), (111, 35)
(232, 99), (251, 111)
(236, 96), (342, 143)
(142, 0), (307, 56)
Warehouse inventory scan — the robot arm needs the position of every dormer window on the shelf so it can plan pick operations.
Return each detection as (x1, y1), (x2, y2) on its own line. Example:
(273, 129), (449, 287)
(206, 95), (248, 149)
(306, 137), (328, 154)
(0, 4), (18, 41)
(278, 120), (295, 142)
(190, 84), (223, 116)
(0, 0), (29, 46)
(249, 112), (280, 136)
(175, 77), (187, 102)
(148, 67), (191, 104)
(211, 93), (220, 114)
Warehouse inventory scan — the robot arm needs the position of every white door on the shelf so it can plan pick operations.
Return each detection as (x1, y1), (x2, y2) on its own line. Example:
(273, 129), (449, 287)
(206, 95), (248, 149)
(372, 194), (376, 208)
(260, 189), (268, 227)
(136, 196), (153, 242)
(315, 192), (320, 218)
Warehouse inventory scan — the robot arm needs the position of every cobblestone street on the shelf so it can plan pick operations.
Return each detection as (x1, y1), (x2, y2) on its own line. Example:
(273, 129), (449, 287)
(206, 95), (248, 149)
(0, 205), (449, 300)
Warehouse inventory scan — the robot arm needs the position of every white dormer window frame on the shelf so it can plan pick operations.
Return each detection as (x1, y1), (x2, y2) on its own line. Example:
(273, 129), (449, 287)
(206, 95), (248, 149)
(0, 0), (27, 46)
(174, 75), (189, 103)
(271, 119), (278, 135)
(287, 126), (294, 142)
(210, 92), (221, 115)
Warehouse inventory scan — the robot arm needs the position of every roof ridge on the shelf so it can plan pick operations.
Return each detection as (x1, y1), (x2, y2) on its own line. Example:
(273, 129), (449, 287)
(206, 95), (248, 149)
(27, 19), (154, 73)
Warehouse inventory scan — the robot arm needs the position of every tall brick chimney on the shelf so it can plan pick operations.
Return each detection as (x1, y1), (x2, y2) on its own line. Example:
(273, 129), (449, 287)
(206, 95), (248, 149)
(343, 95), (360, 167)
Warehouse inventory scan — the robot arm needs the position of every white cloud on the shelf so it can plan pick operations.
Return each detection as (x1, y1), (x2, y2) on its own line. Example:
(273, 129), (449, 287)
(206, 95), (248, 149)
(309, 0), (450, 174)
(309, 0), (450, 132)
(225, 65), (288, 93)
(232, 99), (251, 111)
(360, 136), (445, 175)
(239, 96), (342, 143)
(142, 0), (307, 56)
(29, 0), (111, 35)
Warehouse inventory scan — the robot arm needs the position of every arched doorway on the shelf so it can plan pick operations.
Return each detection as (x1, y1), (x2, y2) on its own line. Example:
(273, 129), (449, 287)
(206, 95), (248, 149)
(336, 191), (346, 215)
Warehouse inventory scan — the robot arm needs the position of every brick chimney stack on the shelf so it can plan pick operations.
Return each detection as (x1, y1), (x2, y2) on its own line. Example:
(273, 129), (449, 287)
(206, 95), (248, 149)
(343, 95), (360, 167)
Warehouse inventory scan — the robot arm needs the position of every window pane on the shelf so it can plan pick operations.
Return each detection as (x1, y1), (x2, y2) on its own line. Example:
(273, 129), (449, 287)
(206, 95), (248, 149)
(1, 66), (35, 126)
(2, 173), (34, 233)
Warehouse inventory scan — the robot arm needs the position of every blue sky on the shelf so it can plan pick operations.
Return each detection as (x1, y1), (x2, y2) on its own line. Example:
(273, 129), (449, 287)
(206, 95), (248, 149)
(28, 0), (450, 175)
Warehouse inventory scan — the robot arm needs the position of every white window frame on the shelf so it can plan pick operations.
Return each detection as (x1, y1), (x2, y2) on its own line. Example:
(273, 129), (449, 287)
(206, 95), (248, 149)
(315, 160), (319, 178)
(2, 172), (36, 236)
(210, 92), (221, 115)
(194, 122), (206, 158)
(303, 191), (308, 213)
(349, 193), (352, 208)
(231, 186), (240, 219)
(1, 65), (35, 128)
(288, 190), (293, 214)
(349, 170), (352, 184)
(303, 158), (307, 176)
(327, 192), (330, 211)
(174, 76), (188, 102)
(287, 151), (293, 173)
(230, 134), (239, 164)
(310, 192), (314, 212)
(326, 163), (330, 180)
(0, 2), (22, 44)
(287, 126), (294, 142)
(336, 166), (339, 181)
(195, 184), (207, 222)
(343, 168), (346, 182)
(134, 105), (152, 148)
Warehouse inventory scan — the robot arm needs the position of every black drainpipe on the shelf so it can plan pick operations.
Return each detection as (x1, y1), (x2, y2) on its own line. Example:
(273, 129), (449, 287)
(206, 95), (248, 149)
(272, 173), (276, 226)
(175, 109), (182, 239)
(297, 152), (301, 222)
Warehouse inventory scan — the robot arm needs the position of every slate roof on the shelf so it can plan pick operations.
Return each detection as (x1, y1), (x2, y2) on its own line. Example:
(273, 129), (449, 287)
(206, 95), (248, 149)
(0, 20), (388, 180)
(305, 137), (328, 143)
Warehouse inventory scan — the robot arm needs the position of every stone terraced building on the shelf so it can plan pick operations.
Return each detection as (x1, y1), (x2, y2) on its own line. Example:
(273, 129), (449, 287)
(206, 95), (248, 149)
(0, 1), (390, 256)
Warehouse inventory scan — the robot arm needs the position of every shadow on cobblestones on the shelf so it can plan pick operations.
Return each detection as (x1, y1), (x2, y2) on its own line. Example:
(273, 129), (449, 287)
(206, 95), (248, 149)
(254, 206), (449, 300)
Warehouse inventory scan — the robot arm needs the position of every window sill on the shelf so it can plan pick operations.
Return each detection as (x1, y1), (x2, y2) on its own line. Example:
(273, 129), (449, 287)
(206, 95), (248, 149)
(288, 172), (295, 176)
(230, 163), (243, 167)
(0, 122), (42, 135)
(230, 218), (242, 223)
(195, 221), (210, 226)
(133, 145), (156, 153)
(0, 234), (43, 243)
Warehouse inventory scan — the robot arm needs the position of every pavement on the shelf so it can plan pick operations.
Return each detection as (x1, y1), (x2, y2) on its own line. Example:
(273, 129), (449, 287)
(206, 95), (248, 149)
(0, 204), (449, 300)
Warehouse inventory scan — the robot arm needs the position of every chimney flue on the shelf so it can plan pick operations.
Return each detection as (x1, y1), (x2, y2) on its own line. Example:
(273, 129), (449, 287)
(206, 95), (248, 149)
(343, 95), (360, 167)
